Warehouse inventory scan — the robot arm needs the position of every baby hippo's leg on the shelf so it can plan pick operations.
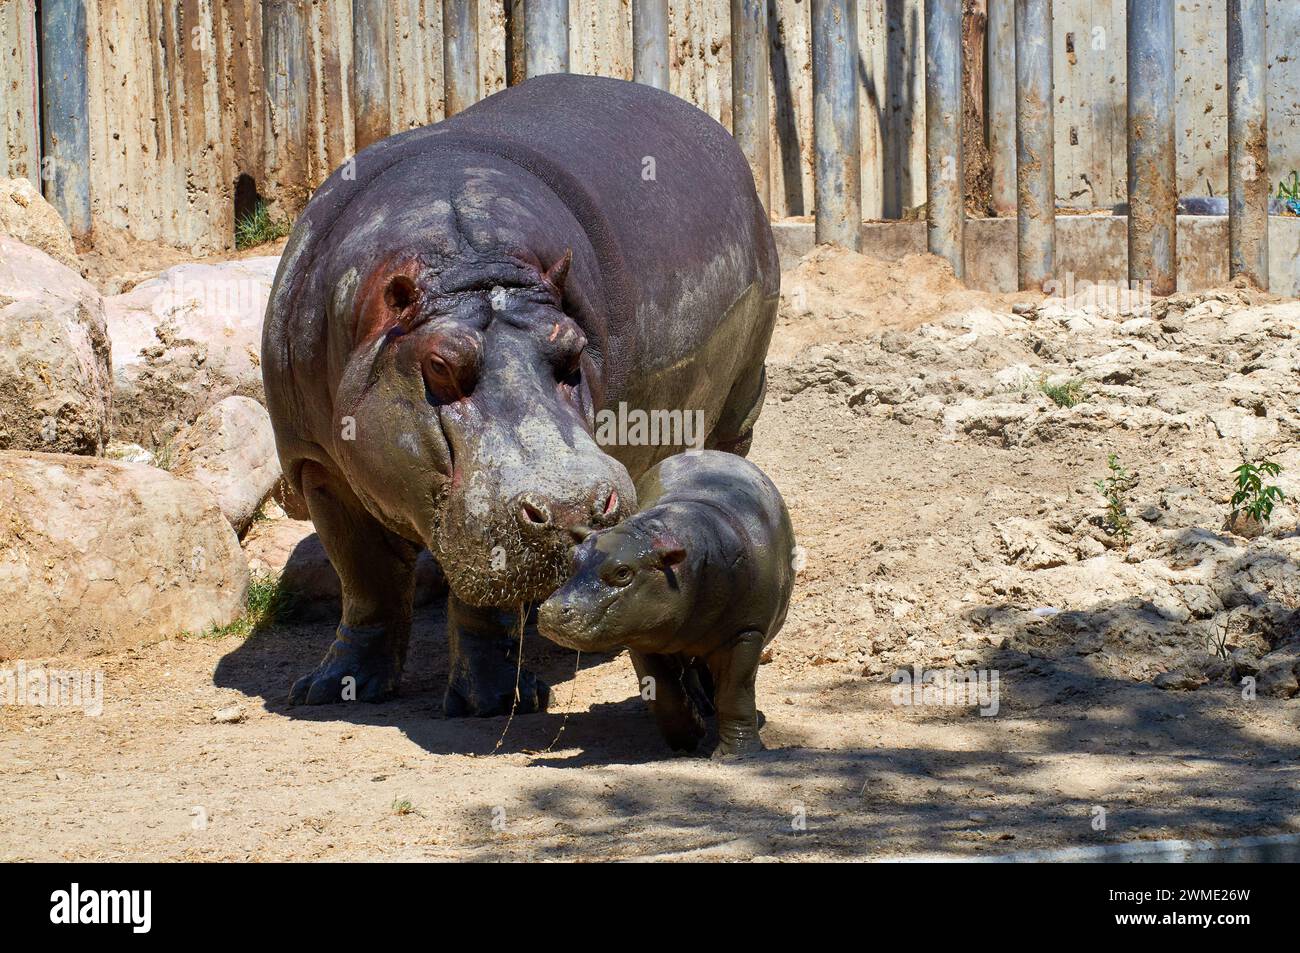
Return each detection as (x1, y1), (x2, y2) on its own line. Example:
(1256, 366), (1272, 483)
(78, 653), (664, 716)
(706, 630), (767, 760)
(630, 651), (706, 753)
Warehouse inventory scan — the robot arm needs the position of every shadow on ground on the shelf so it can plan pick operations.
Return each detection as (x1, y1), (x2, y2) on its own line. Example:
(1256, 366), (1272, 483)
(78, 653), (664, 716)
(214, 530), (1299, 859)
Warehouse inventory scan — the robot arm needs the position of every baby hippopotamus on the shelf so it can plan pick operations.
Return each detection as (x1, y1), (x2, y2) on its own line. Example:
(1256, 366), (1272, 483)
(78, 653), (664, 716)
(538, 450), (795, 758)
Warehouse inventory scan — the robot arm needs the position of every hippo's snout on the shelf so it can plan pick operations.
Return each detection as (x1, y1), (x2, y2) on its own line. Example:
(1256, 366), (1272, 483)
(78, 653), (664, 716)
(515, 484), (622, 537)
(537, 591), (597, 650)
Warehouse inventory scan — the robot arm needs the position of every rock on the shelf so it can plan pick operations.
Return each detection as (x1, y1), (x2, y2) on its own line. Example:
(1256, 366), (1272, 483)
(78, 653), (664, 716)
(0, 178), (79, 270)
(1153, 669), (1206, 691)
(169, 396), (281, 538)
(0, 452), (248, 658)
(212, 705), (245, 724)
(0, 237), (111, 455)
(102, 257), (279, 446)
(942, 399), (1036, 441)
(1254, 649), (1300, 699)
(1229, 648), (1261, 678)
(997, 517), (1072, 570)
(241, 519), (447, 620)
(104, 441), (155, 465)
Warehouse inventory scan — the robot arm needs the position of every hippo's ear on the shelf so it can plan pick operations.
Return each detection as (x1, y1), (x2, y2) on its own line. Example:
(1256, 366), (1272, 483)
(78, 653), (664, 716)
(543, 249), (573, 296)
(653, 534), (686, 569)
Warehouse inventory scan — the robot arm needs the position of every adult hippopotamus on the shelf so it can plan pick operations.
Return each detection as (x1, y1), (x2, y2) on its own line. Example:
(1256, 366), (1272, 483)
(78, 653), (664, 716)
(262, 73), (779, 716)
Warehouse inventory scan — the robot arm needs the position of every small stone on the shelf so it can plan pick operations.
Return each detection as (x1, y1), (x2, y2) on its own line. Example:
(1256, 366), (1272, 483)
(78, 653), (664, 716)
(212, 705), (246, 724)
(1153, 670), (1205, 692)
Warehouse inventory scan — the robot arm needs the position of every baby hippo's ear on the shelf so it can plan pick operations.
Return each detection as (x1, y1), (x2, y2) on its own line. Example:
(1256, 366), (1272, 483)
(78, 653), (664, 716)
(652, 533), (686, 569)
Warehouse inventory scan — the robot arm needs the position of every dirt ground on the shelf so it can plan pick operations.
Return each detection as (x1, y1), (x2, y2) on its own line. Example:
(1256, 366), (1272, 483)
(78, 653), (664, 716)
(3, 247), (1299, 861)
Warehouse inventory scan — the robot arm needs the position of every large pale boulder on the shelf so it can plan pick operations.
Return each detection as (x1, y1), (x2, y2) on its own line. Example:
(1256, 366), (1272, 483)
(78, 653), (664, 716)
(0, 177), (79, 270)
(0, 237), (111, 455)
(0, 452), (248, 658)
(103, 256), (279, 446)
(169, 396), (281, 538)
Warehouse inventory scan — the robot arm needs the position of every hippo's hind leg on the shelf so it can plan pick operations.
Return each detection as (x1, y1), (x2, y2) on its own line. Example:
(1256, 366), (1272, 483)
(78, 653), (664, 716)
(709, 364), (767, 458)
(705, 630), (767, 760)
(289, 461), (419, 705)
(443, 594), (550, 717)
(630, 651), (707, 753)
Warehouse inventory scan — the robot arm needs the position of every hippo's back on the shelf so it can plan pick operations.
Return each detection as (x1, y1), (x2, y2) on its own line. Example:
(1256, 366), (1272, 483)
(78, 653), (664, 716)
(640, 451), (793, 559)
(430, 74), (779, 400)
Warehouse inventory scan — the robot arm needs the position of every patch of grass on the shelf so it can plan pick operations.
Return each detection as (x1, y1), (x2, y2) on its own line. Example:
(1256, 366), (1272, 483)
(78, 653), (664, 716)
(235, 200), (292, 249)
(152, 437), (178, 472)
(1094, 453), (1136, 546)
(183, 570), (292, 640)
(1039, 376), (1086, 408)
(1230, 457), (1285, 527)
(392, 798), (419, 817)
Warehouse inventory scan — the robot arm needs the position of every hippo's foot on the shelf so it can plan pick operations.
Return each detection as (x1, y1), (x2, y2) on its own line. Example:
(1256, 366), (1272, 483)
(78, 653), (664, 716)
(443, 666), (551, 718)
(288, 624), (404, 705)
(711, 732), (765, 761)
(657, 701), (708, 753)
(444, 594), (550, 717)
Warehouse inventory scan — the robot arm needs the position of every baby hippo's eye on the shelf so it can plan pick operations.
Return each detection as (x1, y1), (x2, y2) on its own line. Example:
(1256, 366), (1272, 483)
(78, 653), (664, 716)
(606, 564), (635, 587)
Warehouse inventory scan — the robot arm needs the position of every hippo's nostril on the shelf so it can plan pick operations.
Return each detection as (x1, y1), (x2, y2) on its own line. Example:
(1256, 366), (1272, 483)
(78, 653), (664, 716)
(594, 485), (619, 521)
(518, 495), (552, 530)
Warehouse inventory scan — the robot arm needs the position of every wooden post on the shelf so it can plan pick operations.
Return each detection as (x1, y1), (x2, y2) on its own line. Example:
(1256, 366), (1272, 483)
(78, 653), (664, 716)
(731, 0), (770, 213)
(987, 0), (1016, 216)
(811, 0), (860, 247)
(1127, 0), (1177, 296)
(352, 0), (391, 150)
(525, 0), (569, 78)
(39, 0), (91, 238)
(1015, 0), (1056, 290)
(925, 0), (964, 276)
(634, 0), (670, 91)
(443, 0), (480, 116)
(1228, 0), (1269, 289)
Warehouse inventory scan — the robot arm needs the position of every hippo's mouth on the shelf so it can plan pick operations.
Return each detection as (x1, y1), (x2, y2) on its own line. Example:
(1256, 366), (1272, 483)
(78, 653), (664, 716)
(426, 490), (574, 608)
(536, 591), (622, 652)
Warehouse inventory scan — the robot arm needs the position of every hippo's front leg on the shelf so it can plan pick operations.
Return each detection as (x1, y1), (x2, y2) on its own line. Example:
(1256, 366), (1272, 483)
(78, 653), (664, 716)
(706, 630), (767, 760)
(288, 461), (419, 705)
(629, 650), (707, 752)
(443, 594), (550, 717)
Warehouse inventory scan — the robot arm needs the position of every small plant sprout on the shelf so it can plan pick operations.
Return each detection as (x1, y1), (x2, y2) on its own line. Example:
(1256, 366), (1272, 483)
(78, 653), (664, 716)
(1229, 457), (1285, 527)
(235, 200), (292, 249)
(1039, 376), (1086, 408)
(391, 798), (417, 816)
(1094, 453), (1136, 545)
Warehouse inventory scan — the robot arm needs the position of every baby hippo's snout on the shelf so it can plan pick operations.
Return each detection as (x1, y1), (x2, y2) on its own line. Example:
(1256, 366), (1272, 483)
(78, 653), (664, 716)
(537, 586), (602, 651)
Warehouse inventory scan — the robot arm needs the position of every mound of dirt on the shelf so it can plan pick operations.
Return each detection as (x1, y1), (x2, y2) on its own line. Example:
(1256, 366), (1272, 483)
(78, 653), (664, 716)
(772, 245), (1008, 361)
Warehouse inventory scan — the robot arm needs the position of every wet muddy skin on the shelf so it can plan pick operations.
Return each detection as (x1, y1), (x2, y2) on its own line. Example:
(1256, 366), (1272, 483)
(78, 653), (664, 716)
(262, 74), (779, 718)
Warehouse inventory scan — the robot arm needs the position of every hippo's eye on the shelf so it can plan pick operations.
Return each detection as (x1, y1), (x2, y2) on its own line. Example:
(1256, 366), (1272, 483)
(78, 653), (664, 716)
(422, 352), (463, 402)
(607, 564), (635, 587)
